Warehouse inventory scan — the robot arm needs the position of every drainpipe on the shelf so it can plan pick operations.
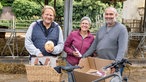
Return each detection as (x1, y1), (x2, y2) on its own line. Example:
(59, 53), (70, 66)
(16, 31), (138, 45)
(144, 0), (146, 32)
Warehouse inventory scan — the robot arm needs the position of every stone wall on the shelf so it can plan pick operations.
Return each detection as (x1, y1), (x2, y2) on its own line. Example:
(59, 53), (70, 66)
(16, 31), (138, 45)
(0, 7), (15, 20)
(122, 0), (145, 20)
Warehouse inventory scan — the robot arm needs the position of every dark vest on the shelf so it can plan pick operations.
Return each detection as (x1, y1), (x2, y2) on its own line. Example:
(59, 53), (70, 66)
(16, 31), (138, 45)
(31, 20), (59, 56)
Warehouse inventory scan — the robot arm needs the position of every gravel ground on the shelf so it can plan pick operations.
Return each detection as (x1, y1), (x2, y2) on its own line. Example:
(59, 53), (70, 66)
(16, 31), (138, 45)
(124, 67), (146, 82)
(0, 74), (27, 82)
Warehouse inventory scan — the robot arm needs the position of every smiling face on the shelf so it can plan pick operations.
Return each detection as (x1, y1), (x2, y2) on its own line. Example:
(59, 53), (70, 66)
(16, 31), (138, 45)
(42, 9), (54, 25)
(80, 20), (90, 32)
(104, 7), (117, 27)
(41, 6), (56, 27)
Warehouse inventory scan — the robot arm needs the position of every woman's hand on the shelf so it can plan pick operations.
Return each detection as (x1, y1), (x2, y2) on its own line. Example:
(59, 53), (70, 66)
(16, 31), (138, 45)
(72, 51), (80, 57)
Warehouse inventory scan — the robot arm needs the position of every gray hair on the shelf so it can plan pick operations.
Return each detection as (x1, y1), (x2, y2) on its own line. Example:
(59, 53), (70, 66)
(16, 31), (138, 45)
(80, 16), (92, 25)
(105, 7), (118, 14)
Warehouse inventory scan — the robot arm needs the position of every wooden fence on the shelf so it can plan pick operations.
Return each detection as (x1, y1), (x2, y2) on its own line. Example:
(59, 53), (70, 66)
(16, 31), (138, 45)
(122, 19), (143, 33)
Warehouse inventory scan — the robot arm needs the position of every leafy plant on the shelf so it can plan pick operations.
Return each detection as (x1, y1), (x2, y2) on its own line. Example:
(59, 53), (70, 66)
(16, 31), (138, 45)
(0, 0), (14, 6)
(1, 0), (123, 32)
(12, 0), (41, 19)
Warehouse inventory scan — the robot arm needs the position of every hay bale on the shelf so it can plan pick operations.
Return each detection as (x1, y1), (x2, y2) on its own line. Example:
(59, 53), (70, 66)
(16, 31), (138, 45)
(0, 63), (26, 74)
(0, 57), (66, 74)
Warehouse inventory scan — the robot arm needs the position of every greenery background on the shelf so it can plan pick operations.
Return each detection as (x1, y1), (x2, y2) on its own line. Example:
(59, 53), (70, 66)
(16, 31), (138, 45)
(0, 0), (123, 30)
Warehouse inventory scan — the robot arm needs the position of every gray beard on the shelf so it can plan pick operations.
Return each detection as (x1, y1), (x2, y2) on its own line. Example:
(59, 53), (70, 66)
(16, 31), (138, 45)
(105, 19), (116, 27)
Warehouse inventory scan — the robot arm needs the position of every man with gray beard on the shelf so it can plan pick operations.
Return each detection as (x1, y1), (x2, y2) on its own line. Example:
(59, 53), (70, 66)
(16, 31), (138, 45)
(83, 7), (128, 82)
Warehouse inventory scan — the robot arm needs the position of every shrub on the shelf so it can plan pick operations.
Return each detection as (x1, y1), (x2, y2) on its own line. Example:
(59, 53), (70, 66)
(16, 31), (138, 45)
(12, 0), (41, 19)
(0, 0), (14, 6)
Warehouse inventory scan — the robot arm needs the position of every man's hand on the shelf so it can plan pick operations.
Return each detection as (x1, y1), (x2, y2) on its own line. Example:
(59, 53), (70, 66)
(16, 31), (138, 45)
(38, 53), (43, 57)
(46, 48), (54, 53)
(110, 67), (116, 74)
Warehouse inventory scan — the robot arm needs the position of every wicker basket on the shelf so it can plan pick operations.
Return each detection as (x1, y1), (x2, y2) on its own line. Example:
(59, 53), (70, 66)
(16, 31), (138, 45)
(25, 65), (62, 82)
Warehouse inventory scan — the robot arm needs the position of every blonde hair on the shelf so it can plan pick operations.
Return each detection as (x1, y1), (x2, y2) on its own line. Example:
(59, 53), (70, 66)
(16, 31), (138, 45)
(42, 5), (56, 17)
